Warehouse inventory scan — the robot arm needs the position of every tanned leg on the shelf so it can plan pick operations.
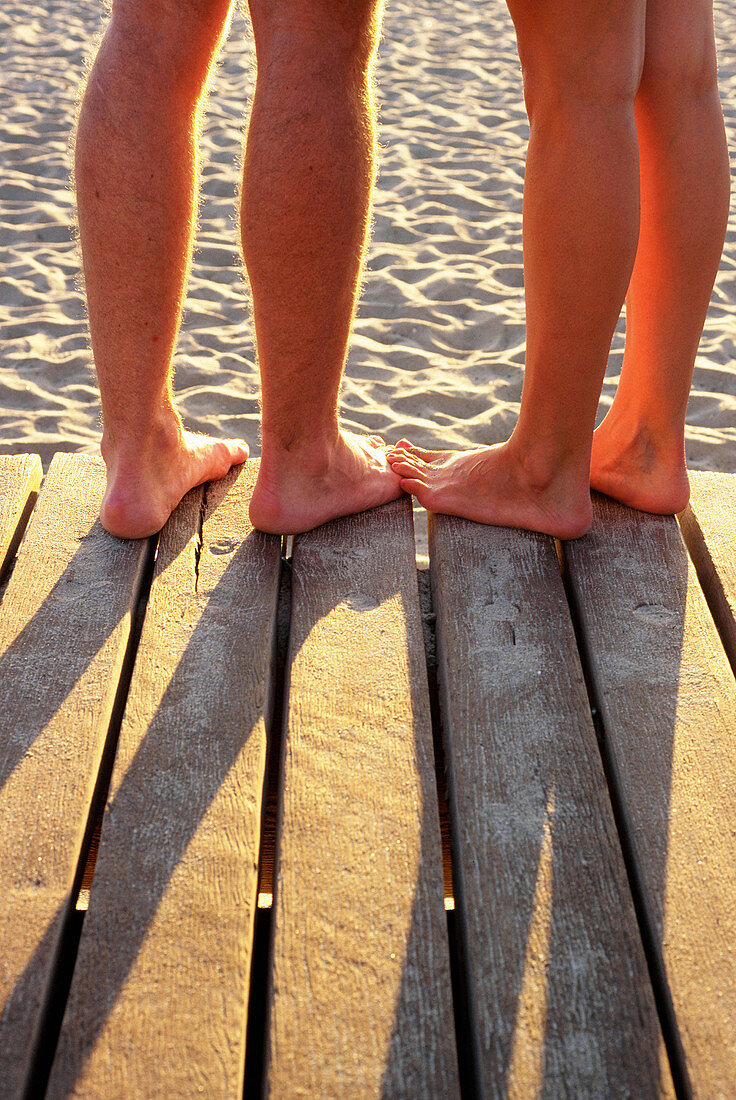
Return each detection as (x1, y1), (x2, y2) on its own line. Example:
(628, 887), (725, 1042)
(244, 0), (402, 535)
(388, 0), (646, 539)
(590, 0), (730, 514)
(75, 0), (248, 539)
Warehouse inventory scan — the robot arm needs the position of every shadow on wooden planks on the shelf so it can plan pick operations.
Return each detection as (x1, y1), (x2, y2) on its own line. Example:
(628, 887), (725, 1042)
(563, 492), (736, 1097)
(2, 463), (280, 1098)
(263, 500), (459, 1098)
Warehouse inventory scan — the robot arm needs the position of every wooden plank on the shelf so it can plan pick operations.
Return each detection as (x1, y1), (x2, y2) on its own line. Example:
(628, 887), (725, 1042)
(0, 453), (151, 1098)
(265, 498), (460, 1099)
(429, 514), (673, 1099)
(48, 462), (281, 1098)
(0, 453), (42, 584)
(678, 470), (736, 669)
(564, 494), (736, 1098)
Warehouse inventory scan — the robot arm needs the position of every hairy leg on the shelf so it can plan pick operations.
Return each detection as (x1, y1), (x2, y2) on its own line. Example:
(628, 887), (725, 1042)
(591, 0), (730, 513)
(389, 0), (645, 537)
(75, 0), (248, 539)
(243, 0), (402, 534)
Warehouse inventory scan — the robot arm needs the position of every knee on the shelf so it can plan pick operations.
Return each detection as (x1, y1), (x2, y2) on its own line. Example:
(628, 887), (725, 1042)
(101, 0), (232, 98)
(638, 31), (719, 110)
(248, 0), (382, 80)
(520, 50), (642, 129)
(511, 11), (643, 129)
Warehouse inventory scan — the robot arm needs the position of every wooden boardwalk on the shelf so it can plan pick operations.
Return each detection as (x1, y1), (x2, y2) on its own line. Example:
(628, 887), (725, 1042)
(1, 452), (735, 1099)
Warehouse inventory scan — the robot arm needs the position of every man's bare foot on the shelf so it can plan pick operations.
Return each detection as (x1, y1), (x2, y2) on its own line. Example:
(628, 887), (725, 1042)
(249, 430), (403, 534)
(100, 429), (249, 539)
(386, 438), (593, 540)
(590, 417), (690, 515)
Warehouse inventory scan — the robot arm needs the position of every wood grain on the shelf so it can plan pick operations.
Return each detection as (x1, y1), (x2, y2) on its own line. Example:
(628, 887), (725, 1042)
(265, 498), (459, 1099)
(429, 513), (672, 1099)
(678, 471), (736, 670)
(0, 453), (150, 1099)
(48, 462), (282, 1098)
(564, 494), (736, 1099)
(0, 453), (42, 584)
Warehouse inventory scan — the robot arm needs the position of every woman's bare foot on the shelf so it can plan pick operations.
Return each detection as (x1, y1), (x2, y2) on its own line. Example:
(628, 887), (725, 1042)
(100, 428), (249, 539)
(249, 430), (403, 534)
(590, 416), (690, 515)
(386, 438), (593, 540)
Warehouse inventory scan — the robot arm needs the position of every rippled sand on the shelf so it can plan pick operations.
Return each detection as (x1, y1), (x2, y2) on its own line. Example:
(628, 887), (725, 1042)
(1, 0), (735, 478)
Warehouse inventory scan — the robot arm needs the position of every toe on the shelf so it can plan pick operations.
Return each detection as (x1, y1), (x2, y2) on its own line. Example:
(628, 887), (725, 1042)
(400, 478), (439, 512)
(399, 476), (432, 505)
(406, 444), (437, 461)
(390, 440), (427, 458)
(390, 443), (439, 463)
(204, 439), (248, 482)
(229, 439), (250, 463)
(216, 438), (249, 472)
(390, 457), (427, 479)
(387, 450), (422, 469)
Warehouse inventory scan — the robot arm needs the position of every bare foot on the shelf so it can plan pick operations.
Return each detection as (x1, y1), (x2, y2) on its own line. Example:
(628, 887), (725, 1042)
(386, 439), (593, 540)
(249, 430), (403, 534)
(100, 429), (249, 539)
(590, 418), (690, 514)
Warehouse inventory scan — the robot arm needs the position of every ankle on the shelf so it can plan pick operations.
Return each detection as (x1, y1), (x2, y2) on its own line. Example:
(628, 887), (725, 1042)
(507, 434), (590, 498)
(596, 409), (686, 466)
(101, 411), (184, 471)
(260, 423), (341, 473)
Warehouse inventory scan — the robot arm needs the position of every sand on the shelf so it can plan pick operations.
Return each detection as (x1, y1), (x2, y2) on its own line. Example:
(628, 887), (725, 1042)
(1, 0), (735, 550)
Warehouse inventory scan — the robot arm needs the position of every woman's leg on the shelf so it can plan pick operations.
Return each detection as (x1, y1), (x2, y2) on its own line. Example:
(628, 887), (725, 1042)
(389, 0), (645, 539)
(590, 0), (730, 513)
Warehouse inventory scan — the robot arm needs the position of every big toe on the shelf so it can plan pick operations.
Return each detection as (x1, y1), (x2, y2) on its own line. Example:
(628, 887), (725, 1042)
(226, 438), (250, 463)
(207, 437), (249, 476)
(398, 476), (435, 508)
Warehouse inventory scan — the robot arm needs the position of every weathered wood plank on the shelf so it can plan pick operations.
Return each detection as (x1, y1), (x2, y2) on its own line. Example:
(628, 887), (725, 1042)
(48, 462), (281, 1098)
(0, 453), (151, 1098)
(564, 494), (736, 1098)
(678, 470), (736, 669)
(265, 499), (459, 1099)
(0, 454), (42, 584)
(429, 513), (673, 1099)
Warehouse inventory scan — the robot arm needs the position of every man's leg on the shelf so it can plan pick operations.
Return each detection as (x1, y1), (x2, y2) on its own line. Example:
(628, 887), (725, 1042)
(388, 0), (645, 539)
(590, 0), (730, 513)
(244, 0), (402, 534)
(75, 0), (248, 540)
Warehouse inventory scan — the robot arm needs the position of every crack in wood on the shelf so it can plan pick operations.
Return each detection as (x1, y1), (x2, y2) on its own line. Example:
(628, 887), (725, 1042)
(193, 484), (208, 595)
